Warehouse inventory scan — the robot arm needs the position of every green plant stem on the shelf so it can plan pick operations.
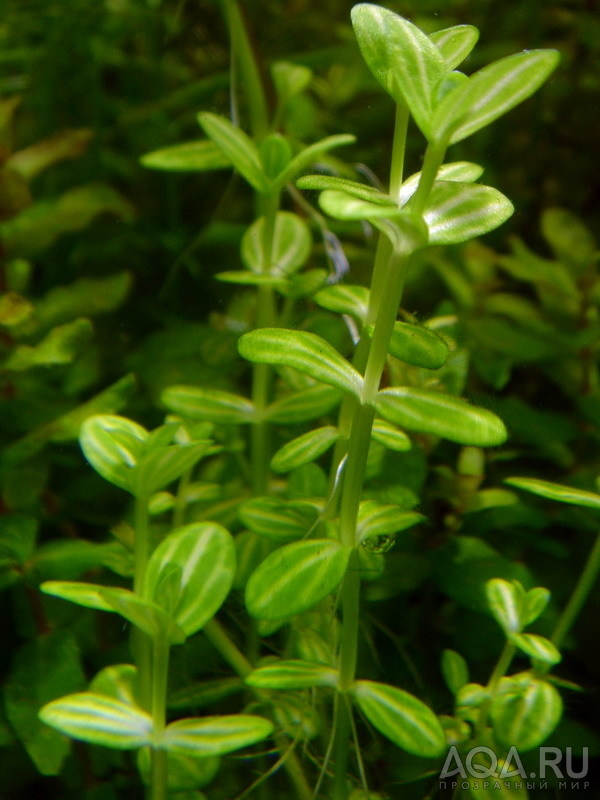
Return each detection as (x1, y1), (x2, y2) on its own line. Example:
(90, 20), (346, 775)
(551, 530), (600, 651)
(150, 634), (170, 800)
(221, 0), (269, 139)
(133, 493), (153, 711)
(389, 101), (409, 201)
(476, 639), (516, 736)
(408, 140), (446, 217)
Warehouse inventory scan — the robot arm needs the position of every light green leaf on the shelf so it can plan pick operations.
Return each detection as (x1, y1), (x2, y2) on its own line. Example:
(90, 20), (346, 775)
(39, 693), (153, 749)
(374, 387), (507, 446)
(423, 181), (514, 244)
(162, 386), (256, 425)
(143, 523), (236, 637)
(399, 161), (484, 206)
(351, 5), (446, 137)
(541, 207), (597, 274)
(90, 664), (138, 706)
(271, 426), (340, 473)
(297, 175), (394, 206)
(35, 272), (131, 329)
(318, 190), (403, 221)
(505, 477), (600, 511)
(264, 385), (342, 424)
(239, 497), (318, 542)
(79, 414), (147, 493)
(259, 134), (292, 180)
(433, 49), (560, 145)
(198, 112), (268, 193)
(245, 539), (351, 620)
(238, 328), (363, 398)
(357, 500), (423, 545)
(370, 419), (411, 452)
(134, 442), (211, 497)
(524, 587), (551, 626)
(241, 212), (311, 276)
(41, 580), (126, 613)
(215, 271), (288, 287)
(374, 320), (449, 369)
(441, 649), (469, 695)
(509, 633), (561, 665)
(164, 715), (273, 756)
(141, 139), (232, 172)
(4, 318), (93, 371)
(274, 134), (355, 190)
(491, 675), (563, 751)
(271, 61), (313, 105)
(246, 660), (339, 690)
(351, 680), (446, 757)
(429, 25), (479, 70)
(314, 284), (371, 323)
(486, 578), (526, 634)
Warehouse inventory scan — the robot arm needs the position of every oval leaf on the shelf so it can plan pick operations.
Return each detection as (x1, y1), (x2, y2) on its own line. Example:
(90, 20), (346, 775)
(80, 415), (147, 493)
(40, 693), (153, 749)
(239, 497), (318, 542)
(429, 25), (479, 70)
(374, 387), (507, 446)
(140, 140), (232, 172)
(491, 676), (563, 751)
(241, 212), (311, 276)
(375, 320), (449, 369)
(246, 660), (339, 690)
(509, 633), (561, 666)
(441, 649), (469, 696)
(314, 284), (371, 323)
(371, 419), (412, 452)
(264, 385), (342, 424)
(486, 578), (526, 635)
(162, 386), (256, 425)
(271, 426), (340, 473)
(238, 328), (363, 398)
(505, 477), (600, 511)
(164, 715), (273, 756)
(423, 182), (514, 244)
(352, 680), (446, 757)
(245, 539), (351, 620)
(198, 113), (268, 192)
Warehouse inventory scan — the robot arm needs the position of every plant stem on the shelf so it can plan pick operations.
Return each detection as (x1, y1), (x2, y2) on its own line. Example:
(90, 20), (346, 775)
(150, 635), (170, 800)
(133, 492), (153, 711)
(551, 530), (600, 651)
(476, 639), (516, 736)
(408, 140), (446, 217)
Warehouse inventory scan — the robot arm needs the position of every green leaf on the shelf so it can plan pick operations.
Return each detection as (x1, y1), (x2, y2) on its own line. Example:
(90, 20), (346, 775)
(35, 272), (131, 328)
(524, 587), (551, 626)
(241, 212), (311, 276)
(370, 419), (411, 452)
(143, 523), (236, 637)
(79, 414), (147, 493)
(5, 632), (84, 775)
(198, 112), (268, 193)
(271, 61), (313, 106)
(351, 680), (446, 757)
(374, 387), (507, 446)
(215, 271), (287, 287)
(238, 328), (363, 398)
(504, 477), (600, 511)
(90, 664), (138, 706)
(357, 500), (423, 545)
(491, 675), (563, 751)
(239, 497), (318, 542)
(441, 649), (469, 695)
(259, 134), (292, 180)
(140, 139), (232, 172)
(271, 426), (340, 473)
(351, 5), (446, 137)
(429, 25), (479, 70)
(134, 442), (211, 497)
(509, 633), (561, 665)
(541, 207), (597, 274)
(318, 190), (403, 221)
(245, 539), (351, 620)
(399, 161), (484, 205)
(314, 284), (371, 323)
(4, 318), (93, 371)
(297, 175), (394, 206)
(264, 385), (342, 424)
(39, 692), (153, 749)
(375, 320), (449, 369)
(274, 134), (355, 189)
(486, 578), (526, 634)
(162, 386), (256, 425)
(432, 49), (560, 145)
(423, 182), (514, 244)
(163, 715), (273, 756)
(246, 660), (339, 690)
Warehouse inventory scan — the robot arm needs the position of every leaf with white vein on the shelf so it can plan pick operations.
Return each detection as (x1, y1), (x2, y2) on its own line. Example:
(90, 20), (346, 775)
(164, 715), (273, 756)
(429, 25), (479, 70)
(423, 181), (513, 244)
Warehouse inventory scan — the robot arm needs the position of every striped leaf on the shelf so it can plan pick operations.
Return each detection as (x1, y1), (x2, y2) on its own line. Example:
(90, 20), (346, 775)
(164, 714), (273, 756)
(486, 578), (527, 634)
(491, 676), (563, 751)
(374, 387), (507, 446)
(238, 329), (363, 398)
(297, 175), (394, 207)
(143, 523), (236, 637)
(241, 212), (311, 276)
(273, 134), (355, 190)
(376, 320), (449, 368)
(352, 680), (446, 757)
(39, 692), (153, 749)
(524, 587), (551, 626)
(271, 426), (340, 473)
(314, 284), (371, 323)
(399, 161), (484, 206)
(318, 190), (404, 221)
(90, 664), (138, 706)
(423, 181), (514, 244)
(505, 477), (600, 511)
(134, 442), (211, 496)
(198, 113), (268, 193)
(245, 539), (351, 620)
(265, 385), (342, 424)
(80, 415), (147, 492)
(162, 386), (256, 425)
(371, 419), (411, 452)
(351, 5), (446, 137)
(216, 272), (287, 287)
(429, 25), (479, 70)
(239, 497), (318, 542)
(432, 50), (560, 145)
(357, 500), (423, 546)
(246, 660), (339, 690)
(140, 139), (232, 172)
(509, 633), (561, 666)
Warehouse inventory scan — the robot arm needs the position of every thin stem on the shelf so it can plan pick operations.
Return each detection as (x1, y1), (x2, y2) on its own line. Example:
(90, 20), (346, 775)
(408, 140), (446, 217)
(551, 531), (600, 651)
(476, 639), (516, 736)
(149, 635), (170, 800)
(389, 101), (409, 202)
(133, 493), (153, 711)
